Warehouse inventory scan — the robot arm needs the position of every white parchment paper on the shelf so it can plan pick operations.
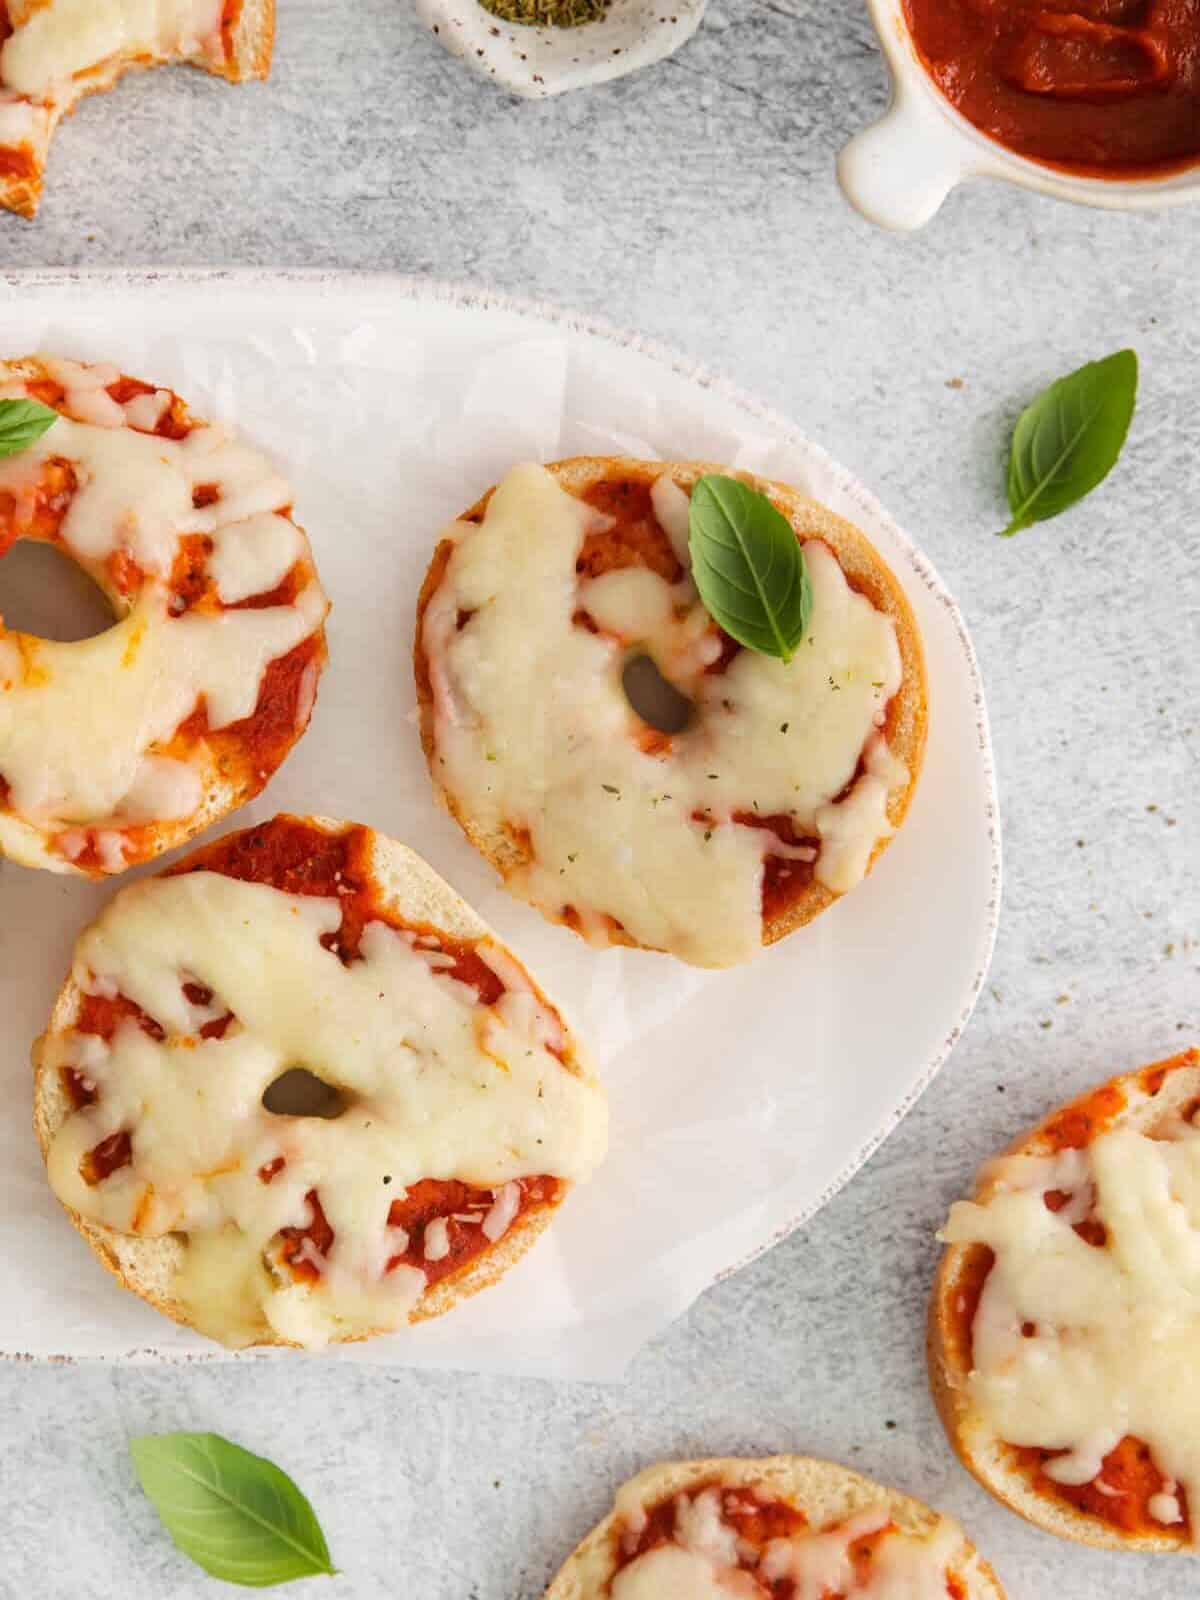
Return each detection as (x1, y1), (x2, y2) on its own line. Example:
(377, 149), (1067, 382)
(0, 274), (1000, 1377)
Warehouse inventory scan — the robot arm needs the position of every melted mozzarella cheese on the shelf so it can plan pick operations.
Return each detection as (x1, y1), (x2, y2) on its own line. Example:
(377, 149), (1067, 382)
(1, 0), (223, 98)
(941, 1122), (1200, 1531)
(423, 464), (905, 967)
(0, 357), (326, 851)
(612, 1494), (960, 1600)
(43, 869), (608, 1349)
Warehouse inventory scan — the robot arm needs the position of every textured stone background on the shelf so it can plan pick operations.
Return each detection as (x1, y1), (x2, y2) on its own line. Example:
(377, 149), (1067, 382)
(0, 1), (1197, 1595)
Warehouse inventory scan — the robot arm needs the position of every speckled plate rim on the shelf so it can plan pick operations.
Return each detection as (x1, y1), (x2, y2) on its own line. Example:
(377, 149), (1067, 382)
(0, 268), (1002, 1363)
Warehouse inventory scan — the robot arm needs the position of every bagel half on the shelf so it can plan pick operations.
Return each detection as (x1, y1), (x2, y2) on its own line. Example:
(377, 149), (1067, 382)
(544, 1456), (1005, 1598)
(0, 353), (329, 877)
(415, 457), (927, 968)
(33, 814), (608, 1349)
(0, 1), (274, 219)
(929, 1046), (1200, 1551)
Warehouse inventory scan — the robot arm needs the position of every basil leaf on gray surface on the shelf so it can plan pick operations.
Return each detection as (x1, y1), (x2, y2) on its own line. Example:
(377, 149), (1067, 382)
(130, 1432), (335, 1588)
(0, 397), (57, 458)
(1000, 349), (1137, 537)
(688, 473), (812, 661)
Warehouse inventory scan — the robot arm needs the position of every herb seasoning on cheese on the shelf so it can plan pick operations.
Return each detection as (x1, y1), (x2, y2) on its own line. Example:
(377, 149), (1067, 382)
(418, 461), (924, 968)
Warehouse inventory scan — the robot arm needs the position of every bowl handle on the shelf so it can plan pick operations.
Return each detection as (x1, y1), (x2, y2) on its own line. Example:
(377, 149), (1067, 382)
(838, 97), (970, 231)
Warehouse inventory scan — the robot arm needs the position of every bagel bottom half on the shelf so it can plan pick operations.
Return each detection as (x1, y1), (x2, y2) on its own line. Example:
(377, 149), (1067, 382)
(544, 1456), (1005, 1598)
(33, 814), (607, 1350)
(929, 1047), (1200, 1553)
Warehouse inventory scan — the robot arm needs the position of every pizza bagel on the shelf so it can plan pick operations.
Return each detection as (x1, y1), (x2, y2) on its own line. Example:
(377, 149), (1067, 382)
(416, 457), (927, 968)
(33, 813), (608, 1349)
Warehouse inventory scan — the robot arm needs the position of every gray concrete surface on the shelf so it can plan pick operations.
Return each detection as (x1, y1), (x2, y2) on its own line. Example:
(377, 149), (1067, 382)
(0, 0), (1197, 1595)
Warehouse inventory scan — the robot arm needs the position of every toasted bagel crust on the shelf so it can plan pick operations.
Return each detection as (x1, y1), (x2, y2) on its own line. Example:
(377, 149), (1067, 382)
(543, 1455), (1005, 1599)
(32, 813), (598, 1347)
(415, 456), (928, 957)
(929, 1047), (1200, 1552)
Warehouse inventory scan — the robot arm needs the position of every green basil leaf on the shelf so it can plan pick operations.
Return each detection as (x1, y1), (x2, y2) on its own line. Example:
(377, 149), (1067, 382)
(1000, 349), (1137, 537)
(0, 397), (58, 458)
(688, 474), (812, 661)
(130, 1432), (336, 1588)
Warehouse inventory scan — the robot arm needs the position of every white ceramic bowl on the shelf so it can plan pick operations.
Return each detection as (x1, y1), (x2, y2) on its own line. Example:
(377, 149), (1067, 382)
(414, 0), (707, 98)
(839, 0), (1200, 230)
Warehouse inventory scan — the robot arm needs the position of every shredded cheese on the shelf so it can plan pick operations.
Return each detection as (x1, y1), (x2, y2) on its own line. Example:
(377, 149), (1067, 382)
(422, 465), (906, 967)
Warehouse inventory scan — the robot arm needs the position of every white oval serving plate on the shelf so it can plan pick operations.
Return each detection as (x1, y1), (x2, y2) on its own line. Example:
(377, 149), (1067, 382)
(0, 271), (1000, 1375)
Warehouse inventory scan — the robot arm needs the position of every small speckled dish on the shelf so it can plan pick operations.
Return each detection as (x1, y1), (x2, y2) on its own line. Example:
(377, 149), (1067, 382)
(414, 0), (707, 97)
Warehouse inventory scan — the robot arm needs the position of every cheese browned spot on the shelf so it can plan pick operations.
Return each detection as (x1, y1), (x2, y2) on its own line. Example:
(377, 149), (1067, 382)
(0, 355), (329, 875)
(419, 463), (915, 969)
(609, 1483), (965, 1599)
(940, 1053), (1200, 1541)
(39, 817), (608, 1349)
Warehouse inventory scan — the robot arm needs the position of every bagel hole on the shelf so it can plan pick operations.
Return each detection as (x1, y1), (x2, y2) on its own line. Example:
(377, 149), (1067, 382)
(0, 541), (113, 642)
(622, 651), (693, 735)
(262, 1068), (350, 1120)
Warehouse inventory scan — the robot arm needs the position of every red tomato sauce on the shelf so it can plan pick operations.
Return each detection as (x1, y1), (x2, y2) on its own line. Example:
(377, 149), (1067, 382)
(957, 1056), (1198, 1537)
(616, 1482), (807, 1579)
(903, 0), (1200, 175)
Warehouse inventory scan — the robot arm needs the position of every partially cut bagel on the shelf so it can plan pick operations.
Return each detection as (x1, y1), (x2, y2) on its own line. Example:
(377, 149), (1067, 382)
(930, 1047), (1200, 1551)
(0, 0), (274, 219)
(33, 814), (608, 1350)
(416, 457), (927, 969)
(544, 1456), (1005, 1598)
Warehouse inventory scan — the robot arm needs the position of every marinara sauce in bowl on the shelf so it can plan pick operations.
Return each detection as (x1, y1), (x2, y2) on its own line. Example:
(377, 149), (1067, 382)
(838, 0), (1200, 228)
